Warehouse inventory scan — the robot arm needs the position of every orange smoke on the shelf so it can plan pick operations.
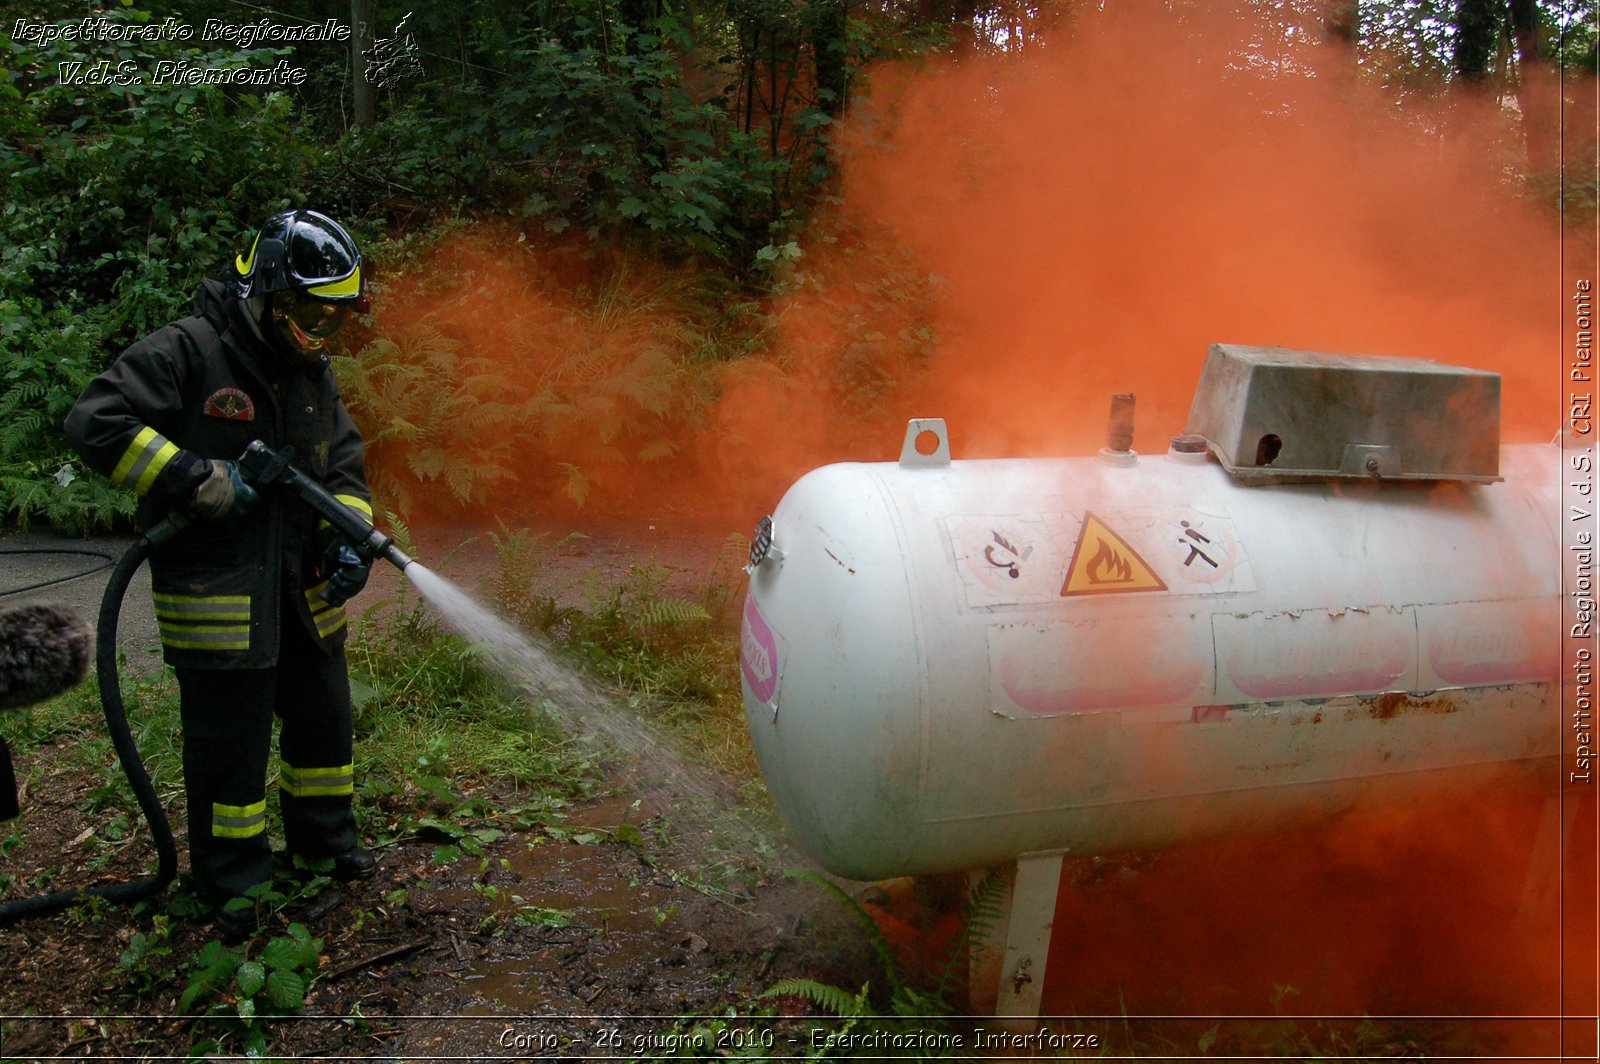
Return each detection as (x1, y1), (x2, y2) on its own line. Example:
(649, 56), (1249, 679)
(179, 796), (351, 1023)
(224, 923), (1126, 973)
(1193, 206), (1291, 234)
(347, 233), (735, 524)
(862, 785), (1594, 1055)
(764, 3), (1589, 1045)
(356, 3), (1577, 524)
(707, 1), (1570, 485)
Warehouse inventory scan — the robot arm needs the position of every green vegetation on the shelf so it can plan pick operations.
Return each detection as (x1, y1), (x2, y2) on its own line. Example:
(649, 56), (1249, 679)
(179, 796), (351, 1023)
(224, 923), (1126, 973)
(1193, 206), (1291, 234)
(5, 0), (1593, 528)
(0, 527), (749, 1056)
(179, 922), (324, 1058)
(2, 1), (1591, 1058)
(0, 0), (898, 528)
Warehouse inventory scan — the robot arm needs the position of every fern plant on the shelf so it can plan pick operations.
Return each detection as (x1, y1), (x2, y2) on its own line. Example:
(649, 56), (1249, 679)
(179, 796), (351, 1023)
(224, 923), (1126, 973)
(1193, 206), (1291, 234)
(512, 269), (696, 505)
(485, 525), (583, 635)
(0, 300), (134, 531)
(762, 977), (873, 1019)
(581, 563), (714, 656)
(334, 322), (538, 517)
(761, 867), (1015, 1034)
(929, 866), (1013, 1009)
(779, 870), (908, 1002)
(743, 870), (975, 1060)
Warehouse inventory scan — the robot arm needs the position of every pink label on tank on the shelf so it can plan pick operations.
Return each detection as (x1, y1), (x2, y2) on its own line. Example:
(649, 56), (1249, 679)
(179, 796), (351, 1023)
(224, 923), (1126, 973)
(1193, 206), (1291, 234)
(1215, 609), (1415, 701)
(741, 595), (779, 703)
(1425, 604), (1560, 686)
(997, 648), (1203, 714)
(1225, 636), (1408, 699)
(990, 619), (1205, 716)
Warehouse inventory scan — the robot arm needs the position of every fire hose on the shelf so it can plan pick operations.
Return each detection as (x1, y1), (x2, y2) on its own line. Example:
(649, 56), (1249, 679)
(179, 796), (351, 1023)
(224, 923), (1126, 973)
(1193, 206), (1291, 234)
(0, 441), (411, 923)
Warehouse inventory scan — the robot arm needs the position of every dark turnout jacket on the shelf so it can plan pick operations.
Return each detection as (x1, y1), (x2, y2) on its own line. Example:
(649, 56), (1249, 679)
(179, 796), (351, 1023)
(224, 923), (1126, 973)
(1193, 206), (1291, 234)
(65, 280), (371, 669)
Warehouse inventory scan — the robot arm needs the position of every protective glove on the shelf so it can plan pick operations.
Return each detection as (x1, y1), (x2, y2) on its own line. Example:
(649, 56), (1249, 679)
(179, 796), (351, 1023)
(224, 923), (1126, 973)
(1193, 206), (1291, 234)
(320, 543), (371, 606)
(189, 460), (258, 523)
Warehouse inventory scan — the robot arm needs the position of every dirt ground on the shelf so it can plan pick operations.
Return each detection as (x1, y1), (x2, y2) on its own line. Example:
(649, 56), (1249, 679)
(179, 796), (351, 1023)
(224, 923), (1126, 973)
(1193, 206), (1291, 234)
(0, 516), (883, 1061)
(5, 517), (1596, 1062)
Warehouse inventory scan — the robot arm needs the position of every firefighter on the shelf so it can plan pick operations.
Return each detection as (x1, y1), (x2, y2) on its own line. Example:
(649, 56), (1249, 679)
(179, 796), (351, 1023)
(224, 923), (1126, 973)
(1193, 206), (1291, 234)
(64, 210), (378, 934)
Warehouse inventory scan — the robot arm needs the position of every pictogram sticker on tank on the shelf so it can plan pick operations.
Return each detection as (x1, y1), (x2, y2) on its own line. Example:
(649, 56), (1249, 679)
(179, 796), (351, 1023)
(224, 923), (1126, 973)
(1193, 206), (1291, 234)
(949, 508), (1251, 607)
(946, 515), (1070, 607)
(1164, 507), (1251, 588)
(1060, 513), (1166, 596)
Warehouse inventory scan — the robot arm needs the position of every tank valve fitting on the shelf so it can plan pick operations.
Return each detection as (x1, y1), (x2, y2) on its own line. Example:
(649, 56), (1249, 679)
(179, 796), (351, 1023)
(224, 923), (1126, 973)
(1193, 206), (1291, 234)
(1099, 393), (1138, 466)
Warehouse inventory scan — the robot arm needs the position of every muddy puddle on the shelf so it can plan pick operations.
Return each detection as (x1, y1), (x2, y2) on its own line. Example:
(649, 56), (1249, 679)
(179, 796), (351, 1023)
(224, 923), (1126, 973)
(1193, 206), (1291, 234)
(427, 797), (721, 1015)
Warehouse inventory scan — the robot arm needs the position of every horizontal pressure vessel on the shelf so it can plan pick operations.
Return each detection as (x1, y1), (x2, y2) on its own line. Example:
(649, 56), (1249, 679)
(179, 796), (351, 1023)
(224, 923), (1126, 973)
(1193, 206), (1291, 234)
(741, 427), (1561, 881)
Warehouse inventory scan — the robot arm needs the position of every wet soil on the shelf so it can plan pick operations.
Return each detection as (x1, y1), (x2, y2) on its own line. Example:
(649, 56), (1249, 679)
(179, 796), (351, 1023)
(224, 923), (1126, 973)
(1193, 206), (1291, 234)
(0, 516), (877, 1060)
(0, 767), (871, 1059)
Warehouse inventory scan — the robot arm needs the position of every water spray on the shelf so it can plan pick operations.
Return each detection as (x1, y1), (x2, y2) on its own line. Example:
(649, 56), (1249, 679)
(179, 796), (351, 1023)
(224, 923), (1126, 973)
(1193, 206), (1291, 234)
(0, 440), (773, 923)
(240, 441), (753, 821)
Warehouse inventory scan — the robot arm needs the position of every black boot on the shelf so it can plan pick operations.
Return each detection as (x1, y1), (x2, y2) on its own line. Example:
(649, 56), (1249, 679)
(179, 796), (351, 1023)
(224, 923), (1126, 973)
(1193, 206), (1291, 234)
(329, 846), (376, 881)
(210, 899), (260, 941)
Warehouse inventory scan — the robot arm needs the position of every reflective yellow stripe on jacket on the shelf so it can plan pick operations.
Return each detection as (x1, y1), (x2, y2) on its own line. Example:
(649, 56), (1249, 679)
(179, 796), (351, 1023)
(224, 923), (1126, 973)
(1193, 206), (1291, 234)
(110, 426), (179, 495)
(153, 593), (251, 651)
(303, 583), (347, 638)
(317, 494), (373, 532)
(279, 761), (354, 798)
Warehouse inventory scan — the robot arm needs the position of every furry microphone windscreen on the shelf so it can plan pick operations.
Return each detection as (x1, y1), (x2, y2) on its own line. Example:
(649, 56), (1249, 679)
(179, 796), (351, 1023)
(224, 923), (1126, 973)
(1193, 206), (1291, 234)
(0, 602), (93, 710)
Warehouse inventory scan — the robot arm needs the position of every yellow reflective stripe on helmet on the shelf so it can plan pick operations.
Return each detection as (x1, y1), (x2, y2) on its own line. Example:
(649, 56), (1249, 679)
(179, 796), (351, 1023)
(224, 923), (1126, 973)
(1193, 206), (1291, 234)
(153, 592), (252, 650)
(279, 762), (354, 798)
(306, 266), (360, 299)
(212, 799), (267, 838)
(303, 584), (347, 637)
(110, 427), (180, 495)
(236, 231), (261, 277)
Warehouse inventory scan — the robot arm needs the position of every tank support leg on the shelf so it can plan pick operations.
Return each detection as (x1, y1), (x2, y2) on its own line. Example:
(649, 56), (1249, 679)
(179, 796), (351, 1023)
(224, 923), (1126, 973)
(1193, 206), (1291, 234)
(969, 850), (1065, 1018)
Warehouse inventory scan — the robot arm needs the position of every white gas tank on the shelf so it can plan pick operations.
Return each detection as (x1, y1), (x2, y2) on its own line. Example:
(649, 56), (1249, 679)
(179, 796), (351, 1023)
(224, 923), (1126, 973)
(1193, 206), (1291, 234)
(741, 348), (1560, 881)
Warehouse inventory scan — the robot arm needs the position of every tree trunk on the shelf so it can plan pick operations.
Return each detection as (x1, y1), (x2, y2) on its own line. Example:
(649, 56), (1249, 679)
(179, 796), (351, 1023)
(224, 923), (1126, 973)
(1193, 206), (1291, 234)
(1508, 0), (1557, 171)
(1322, 0), (1359, 49)
(1451, 0), (1502, 83)
(351, 0), (377, 128)
(810, 0), (850, 117)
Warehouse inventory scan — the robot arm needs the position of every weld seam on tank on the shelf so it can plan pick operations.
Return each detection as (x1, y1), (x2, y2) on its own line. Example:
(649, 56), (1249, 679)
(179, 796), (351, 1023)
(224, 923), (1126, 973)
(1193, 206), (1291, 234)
(916, 750), (1539, 825)
(867, 464), (938, 811)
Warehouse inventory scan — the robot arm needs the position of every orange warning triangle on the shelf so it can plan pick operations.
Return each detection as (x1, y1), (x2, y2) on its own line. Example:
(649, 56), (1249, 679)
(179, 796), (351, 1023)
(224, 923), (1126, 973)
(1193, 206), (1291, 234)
(1061, 512), (1167, 596)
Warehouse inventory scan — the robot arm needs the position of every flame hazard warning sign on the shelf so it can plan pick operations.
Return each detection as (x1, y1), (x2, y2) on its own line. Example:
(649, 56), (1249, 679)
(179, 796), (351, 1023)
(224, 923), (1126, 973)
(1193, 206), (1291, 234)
(1061, 512), (1167, 596)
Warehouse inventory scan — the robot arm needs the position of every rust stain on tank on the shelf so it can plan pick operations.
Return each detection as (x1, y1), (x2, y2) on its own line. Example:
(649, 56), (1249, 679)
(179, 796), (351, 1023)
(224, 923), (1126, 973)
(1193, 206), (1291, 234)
(1366, 692), (1461, 721)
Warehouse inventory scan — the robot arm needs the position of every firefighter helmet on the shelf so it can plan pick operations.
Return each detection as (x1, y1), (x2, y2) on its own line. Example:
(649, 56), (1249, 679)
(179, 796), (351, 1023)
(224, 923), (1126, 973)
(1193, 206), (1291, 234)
(234, 210), (369, 312)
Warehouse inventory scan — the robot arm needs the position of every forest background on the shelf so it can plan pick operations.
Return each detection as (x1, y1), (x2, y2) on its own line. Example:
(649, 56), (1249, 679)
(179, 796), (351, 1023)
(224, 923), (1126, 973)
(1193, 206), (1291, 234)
(2, 0), (1596, 536)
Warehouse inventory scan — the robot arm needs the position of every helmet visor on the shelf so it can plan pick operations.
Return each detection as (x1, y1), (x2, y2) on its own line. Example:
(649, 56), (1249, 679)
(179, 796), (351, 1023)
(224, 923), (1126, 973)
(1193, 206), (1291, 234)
(286, 220), (359, 289)
(278, 292), (351, 340)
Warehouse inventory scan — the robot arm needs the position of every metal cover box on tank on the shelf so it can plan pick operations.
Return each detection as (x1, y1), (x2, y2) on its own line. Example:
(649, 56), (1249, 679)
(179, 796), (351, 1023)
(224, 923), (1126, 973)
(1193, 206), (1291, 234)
(1185, 343), (1501, 483)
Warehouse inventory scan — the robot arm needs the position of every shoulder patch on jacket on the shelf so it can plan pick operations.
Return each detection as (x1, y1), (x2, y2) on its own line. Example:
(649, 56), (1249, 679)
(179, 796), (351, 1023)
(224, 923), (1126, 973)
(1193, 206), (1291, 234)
(203, 387), (255, 421)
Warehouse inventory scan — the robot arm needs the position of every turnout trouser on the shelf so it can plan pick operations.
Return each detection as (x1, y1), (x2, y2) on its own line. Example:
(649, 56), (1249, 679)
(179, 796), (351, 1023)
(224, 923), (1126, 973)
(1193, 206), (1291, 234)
(175, 597), (357, 904)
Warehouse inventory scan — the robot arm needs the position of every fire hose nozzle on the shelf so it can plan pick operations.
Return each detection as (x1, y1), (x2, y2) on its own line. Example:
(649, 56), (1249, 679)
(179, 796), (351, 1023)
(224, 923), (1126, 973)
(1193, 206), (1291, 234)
(237, 440), (414, 573)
